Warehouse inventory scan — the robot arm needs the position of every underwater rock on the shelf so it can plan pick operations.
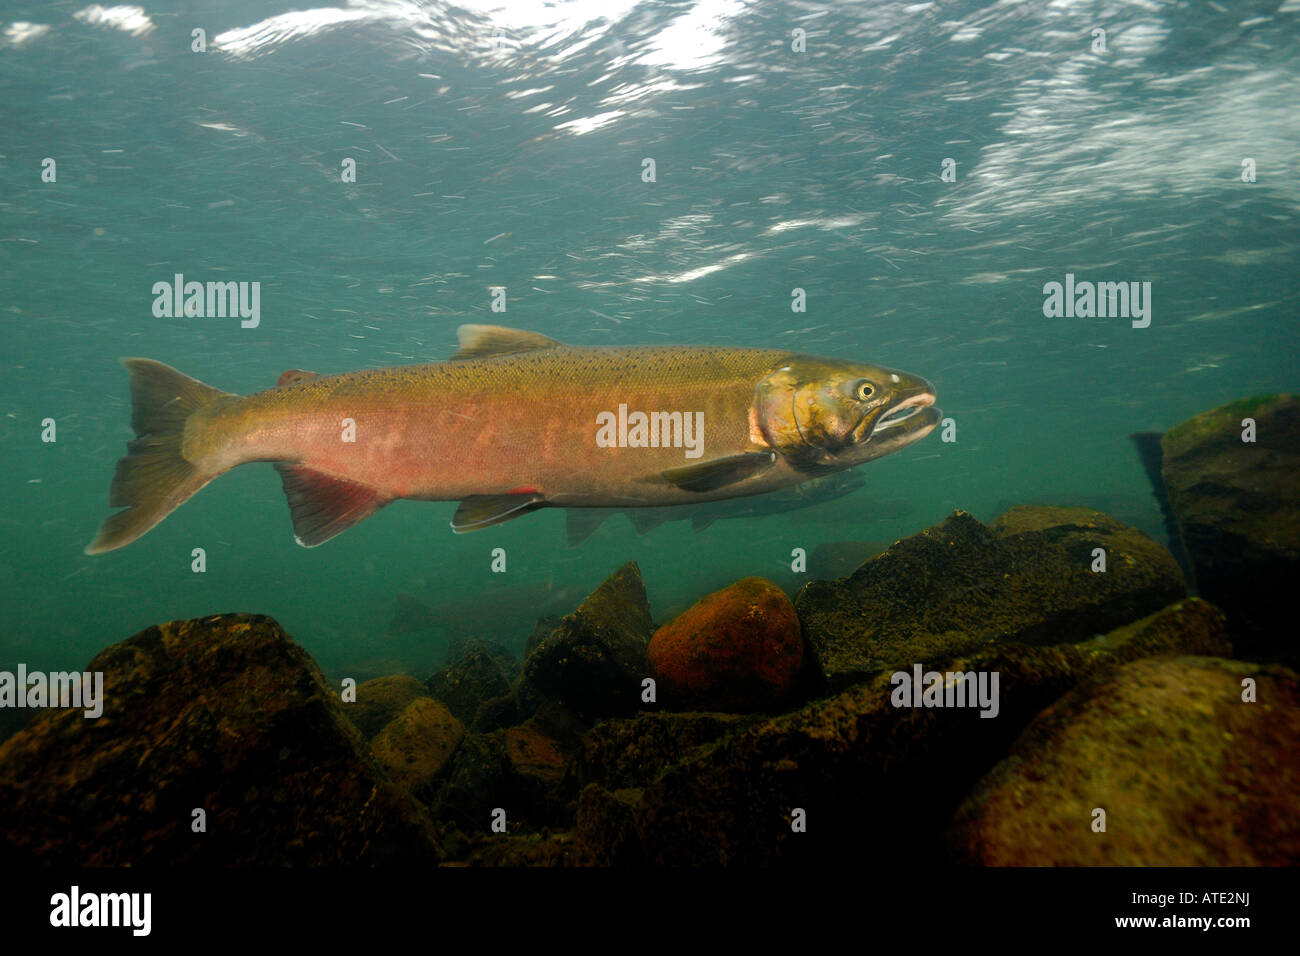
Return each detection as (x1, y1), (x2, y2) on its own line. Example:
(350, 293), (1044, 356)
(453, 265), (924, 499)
(432, 732), (511, 830)
(349, 674), (429, 739)
(572, 711), (753, 792)
(470, 691), (520, 733)
(525, 615), (562, 657)
(946, 655), (1300, 865)
(0, 614), (441, 865)
(433, 718), (575, 830)
(576, 599), (1228, 865)
(426, 637), (516, 724)
(446, 635), (520, 676)
(1160, 394), (1300, 666)
(460, 830), (580, 866)
(576, 786), (649, 866)
(648, 577), (803, 712)
(505, 723), (567, 788)
(796, 507), (1186, 691)
(370, 697), (464, 796)
(0, 706), (33, 746)
(522, 562), (653, 720)
(808, 540), (890, 580)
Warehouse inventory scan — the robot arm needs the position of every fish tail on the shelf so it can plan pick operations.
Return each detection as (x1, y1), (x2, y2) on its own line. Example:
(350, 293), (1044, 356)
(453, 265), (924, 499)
(85, 359), (234, 554)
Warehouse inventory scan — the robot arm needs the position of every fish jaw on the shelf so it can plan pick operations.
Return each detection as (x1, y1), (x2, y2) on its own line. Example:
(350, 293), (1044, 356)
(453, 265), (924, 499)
(755, 356), (940, 473)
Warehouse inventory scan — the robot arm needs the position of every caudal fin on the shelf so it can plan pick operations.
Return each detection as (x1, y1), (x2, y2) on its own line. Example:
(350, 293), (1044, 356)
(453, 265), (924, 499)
(85, 359), (234, 554)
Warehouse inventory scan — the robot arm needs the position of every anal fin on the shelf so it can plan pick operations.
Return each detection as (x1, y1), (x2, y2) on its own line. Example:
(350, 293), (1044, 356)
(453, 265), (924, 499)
(661, 451), (776, 493)
(628, 510), (671, 535)
(565, 509), (612, 547)
(452, 493), (547, 532)
(274, 463), (390, 547)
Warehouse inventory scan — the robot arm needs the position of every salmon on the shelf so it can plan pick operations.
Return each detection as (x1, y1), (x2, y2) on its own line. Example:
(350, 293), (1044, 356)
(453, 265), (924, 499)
(85, 325), (940, 553)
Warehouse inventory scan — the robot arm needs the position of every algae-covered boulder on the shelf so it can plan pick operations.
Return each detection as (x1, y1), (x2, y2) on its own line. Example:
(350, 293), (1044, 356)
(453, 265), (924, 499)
(434, 728), (574, 833)
(577, 599), (1228, 865)
(0, 614), (441, 865)
(946, 655), (1300, 865)
(522, 562), (653, 720)
(370, 697), (464, 796)
(796, 507), (1186, 691)
(426, 637), (516, 724)
(1160, 394), (1300, 666)
(572, 711), (753, 792)
(648, 577), (802, 712)
(349, 674), (429, 739)
(808, 540), (889, 580)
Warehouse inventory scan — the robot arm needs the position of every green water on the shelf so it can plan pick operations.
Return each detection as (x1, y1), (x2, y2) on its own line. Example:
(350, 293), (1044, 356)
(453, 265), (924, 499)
(2, 0), (1296, 677)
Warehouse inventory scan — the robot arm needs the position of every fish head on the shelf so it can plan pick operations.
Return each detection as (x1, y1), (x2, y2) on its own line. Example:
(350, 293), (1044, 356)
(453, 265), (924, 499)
(755, 356), (941, 472)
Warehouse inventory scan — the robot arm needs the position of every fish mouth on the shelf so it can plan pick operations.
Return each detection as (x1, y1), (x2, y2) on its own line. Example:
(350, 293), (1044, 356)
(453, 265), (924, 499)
(857, 391), (938, 442)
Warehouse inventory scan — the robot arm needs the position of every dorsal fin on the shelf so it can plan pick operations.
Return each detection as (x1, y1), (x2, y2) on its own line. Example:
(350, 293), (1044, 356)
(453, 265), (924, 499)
(451, 325), (562, 360)
(277, 369), (319, 386)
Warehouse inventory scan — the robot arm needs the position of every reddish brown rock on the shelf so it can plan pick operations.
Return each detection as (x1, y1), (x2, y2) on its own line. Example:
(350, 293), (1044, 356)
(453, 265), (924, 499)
(506, 723), (567, 786)
(648, 577), (802, 712)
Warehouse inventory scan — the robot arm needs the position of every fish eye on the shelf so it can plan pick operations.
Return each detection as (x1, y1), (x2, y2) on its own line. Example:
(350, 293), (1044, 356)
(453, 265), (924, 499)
(855, 380), (875, 401)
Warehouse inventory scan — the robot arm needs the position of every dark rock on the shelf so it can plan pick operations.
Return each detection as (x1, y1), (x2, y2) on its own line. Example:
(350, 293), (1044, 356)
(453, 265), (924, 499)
(470, 692), (519, 733)
(370, 698), (464, 797)
(0, 706), (33, 746)
(342, 657), (427, 686)
(434, 714), (577, 831)
(445, 635), (519, 678)
(432, 732), (510, 831)
(648, 577), (802, 712)
(522, 562), (653, 720)
(576, 786), (648, 866)
(461, 830), (580, 866)
(808, 540), (889, 579)
(946, 656), (1300, 865)
(426, 638), (515, 724)
(796, 507), (1186, 691)
(0, 614), (441, 865)
(573, 711), (752, 792)
(1160, 394), (1300, 666)
(349, 674), (429, 739)
(577, 599), (1228, 865)
(527, 698), (587, 755)
(525, 616), (561, 658)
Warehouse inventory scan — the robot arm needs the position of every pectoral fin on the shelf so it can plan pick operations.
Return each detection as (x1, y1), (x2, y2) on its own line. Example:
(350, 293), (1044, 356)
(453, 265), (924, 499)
(661, 452), (776, 493)
(452, 493), (547, 532)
